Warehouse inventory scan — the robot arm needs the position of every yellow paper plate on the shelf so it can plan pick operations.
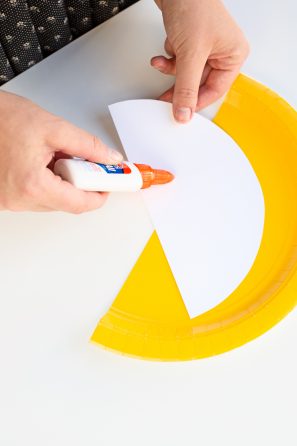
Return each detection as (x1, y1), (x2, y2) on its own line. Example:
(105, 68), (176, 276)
(91, 74), (297, 361)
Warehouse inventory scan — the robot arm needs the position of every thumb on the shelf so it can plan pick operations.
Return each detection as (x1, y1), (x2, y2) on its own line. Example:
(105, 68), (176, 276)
(173, 51), (207, 123)
(50, 120), (123, 164)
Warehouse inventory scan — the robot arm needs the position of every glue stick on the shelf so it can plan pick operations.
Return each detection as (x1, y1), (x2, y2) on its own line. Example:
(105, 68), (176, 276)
(54, 159), (174, 192)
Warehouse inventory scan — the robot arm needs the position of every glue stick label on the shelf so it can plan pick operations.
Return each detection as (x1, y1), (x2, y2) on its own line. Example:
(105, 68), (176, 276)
(96, 163), (132, 174)
(54, 159), (143, 191)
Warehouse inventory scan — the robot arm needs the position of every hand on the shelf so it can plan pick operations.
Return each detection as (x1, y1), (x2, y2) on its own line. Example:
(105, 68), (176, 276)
(152, 0), (249, 122)
(0, 91), (123, 213)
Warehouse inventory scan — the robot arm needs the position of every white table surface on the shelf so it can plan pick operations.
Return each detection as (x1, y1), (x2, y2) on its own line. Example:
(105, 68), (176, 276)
(0, 1), (296, 445)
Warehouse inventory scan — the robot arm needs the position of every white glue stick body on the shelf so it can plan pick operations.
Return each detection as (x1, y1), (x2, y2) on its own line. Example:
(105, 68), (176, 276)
(54, 159), (174, 192)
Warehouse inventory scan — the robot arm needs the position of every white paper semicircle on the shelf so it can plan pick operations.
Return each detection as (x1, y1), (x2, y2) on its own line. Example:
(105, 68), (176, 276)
(109, 100), (265, 318)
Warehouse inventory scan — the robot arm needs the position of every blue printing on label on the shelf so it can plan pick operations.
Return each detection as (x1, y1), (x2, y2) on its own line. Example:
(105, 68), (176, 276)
(97, 163), (124, 174)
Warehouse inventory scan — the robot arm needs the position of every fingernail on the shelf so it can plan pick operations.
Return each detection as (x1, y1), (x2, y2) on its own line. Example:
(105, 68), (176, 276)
(175, 107), (192, 123)
(108, 148), (123, 164)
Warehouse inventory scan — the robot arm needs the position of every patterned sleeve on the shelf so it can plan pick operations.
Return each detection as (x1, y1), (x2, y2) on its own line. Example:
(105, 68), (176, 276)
(0, 43), (15, 86)
(91, 1), (120, 25)
(0, 0), (43, 75)
(27, 0), (72, 55)
(66, 0), (94, 37)
(0, 0), (140, 86)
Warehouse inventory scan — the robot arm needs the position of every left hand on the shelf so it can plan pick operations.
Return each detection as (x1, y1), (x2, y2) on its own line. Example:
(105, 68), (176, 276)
(152, 0), (250, 123)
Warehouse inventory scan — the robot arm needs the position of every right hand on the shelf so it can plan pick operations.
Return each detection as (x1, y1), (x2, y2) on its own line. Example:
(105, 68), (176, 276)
(152, 0), (249, 122)
(0, 91), (123, 213)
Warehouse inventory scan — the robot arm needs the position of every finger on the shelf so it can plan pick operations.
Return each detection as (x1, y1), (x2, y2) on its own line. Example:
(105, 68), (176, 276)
(41, 168), (108, 214)
(200, 63), (212, 86)
(151, 56), (176, 75)
(49, 120), (123, 165)
(158, 85), (174, 102)
(197, 67), (240, 110)
(157, 63), (211, 104)
(151, 60), (211, 87)
(173, 51), (207, 123)
(150, 38), (175, 73)
(30, 206), (55, 212)
(164, 38), (174, 56)
(20, 205), (54, 212)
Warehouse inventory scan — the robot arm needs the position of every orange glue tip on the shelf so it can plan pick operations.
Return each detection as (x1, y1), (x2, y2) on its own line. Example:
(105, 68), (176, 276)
(152, 169), (175, 185)
(135, 163), (175, 189)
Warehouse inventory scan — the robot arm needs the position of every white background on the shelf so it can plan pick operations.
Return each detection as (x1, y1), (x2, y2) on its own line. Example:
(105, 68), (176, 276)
(0, 1), (296, 445)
